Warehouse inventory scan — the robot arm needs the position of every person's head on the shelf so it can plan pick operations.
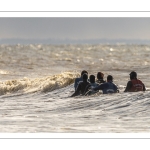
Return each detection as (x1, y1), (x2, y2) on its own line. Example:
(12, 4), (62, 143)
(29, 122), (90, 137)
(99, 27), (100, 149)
(107, 75), (113, 82)
(89, 75), (95, 83)
(97, 72), (104, 80)
(129, 71), (137, 80)
(82, 73), (88, 80)
(81, 70), (88, 77)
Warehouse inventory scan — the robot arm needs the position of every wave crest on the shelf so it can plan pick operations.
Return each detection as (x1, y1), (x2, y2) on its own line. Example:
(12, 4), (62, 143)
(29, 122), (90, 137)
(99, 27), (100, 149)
(0, 72), (79, 95)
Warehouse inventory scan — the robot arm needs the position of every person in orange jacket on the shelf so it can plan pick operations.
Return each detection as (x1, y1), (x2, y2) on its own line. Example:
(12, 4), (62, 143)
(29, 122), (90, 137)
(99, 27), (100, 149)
(124, 71), (146, 92)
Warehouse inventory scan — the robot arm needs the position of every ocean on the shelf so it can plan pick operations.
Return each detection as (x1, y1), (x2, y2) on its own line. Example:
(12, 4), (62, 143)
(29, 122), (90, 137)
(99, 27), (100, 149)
(0, 44), (150, 132)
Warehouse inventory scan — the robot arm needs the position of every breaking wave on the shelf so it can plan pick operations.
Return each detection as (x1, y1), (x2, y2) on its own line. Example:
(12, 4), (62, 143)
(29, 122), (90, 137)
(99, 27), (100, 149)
(0, 72), (79, 95)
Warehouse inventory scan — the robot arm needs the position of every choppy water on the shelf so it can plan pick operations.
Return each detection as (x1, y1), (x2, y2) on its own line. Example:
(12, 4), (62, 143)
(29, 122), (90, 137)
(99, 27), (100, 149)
(0, 44), (150, 132)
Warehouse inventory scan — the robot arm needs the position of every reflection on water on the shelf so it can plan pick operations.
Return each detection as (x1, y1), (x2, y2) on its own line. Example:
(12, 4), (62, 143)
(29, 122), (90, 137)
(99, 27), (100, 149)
(0, 44), (150, 132)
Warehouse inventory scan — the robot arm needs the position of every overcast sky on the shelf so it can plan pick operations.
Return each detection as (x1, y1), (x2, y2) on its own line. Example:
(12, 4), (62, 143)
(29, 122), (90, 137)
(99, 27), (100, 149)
(0, 18), (150, 40)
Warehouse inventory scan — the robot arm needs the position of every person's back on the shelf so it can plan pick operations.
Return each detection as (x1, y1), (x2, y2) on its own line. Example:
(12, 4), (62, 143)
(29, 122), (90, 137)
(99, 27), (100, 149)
(96, 72), (106, 84)
(90, 82), (99, 88)
(71, 73), (90, 97)
(74, 70), (88, 90)
(84, 75), (99, 95)
(99, 81), (118, 94)
(124, 71), (146, 92)
(93, 75), (118, 94)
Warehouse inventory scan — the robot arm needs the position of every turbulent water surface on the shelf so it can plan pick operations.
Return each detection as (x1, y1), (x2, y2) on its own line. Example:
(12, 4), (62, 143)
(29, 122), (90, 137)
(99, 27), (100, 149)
(0, 44), (150, 132)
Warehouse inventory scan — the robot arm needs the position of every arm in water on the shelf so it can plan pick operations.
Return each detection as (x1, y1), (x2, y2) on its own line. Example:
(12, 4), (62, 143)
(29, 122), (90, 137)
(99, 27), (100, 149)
(124, 81), (132, 92)
(71, 83), (82, 97)
(83, 84), (91, 95)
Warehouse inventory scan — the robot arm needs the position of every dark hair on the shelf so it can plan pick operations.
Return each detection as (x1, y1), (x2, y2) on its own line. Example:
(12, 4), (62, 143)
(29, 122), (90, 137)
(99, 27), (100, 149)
(89, 75), (95, 83)
(107, 75), (113, 81)
(81, 70), (88, 76)
(97, 72), (104, 79)
(82, 73), (88, 80)
(129, 71), (137, 79)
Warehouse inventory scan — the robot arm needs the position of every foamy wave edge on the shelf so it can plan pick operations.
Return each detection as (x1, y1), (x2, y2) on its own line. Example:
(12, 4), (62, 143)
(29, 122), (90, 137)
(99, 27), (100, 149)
(0, 72), (80, 95)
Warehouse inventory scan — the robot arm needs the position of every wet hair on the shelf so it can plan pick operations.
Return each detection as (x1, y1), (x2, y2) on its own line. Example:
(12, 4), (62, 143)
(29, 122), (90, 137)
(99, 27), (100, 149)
(82, 73), (88, 80)
(89, 75), (95, 83)
(129, 71), (137, 79)
(81, 70), (88, 76)
(107, 75), (113, 81)
(97, 72), (104, 79)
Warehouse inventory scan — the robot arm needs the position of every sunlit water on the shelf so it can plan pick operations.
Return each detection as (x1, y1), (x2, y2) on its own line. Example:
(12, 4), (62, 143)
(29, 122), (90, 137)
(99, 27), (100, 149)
(0, 44), (150, 132)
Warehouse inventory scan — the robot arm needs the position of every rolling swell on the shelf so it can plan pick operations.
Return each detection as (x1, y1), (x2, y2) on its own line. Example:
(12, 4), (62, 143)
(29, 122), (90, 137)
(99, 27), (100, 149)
(0, 72), (79, 95)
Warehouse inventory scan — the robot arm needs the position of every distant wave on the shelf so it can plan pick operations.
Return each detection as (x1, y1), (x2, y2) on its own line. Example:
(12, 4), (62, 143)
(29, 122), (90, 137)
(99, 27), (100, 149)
(0, 72), (79, 95)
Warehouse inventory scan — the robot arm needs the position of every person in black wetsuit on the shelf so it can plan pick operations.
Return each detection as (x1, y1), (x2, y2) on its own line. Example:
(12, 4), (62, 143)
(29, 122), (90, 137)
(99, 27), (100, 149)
(84, 75), (99, 95)
(93, 75), (119, 94)
(96, 72), (106, 84)
(124, 71), (146, 92)
(71, 73), (90, 97)
(74, 70), (88, 90)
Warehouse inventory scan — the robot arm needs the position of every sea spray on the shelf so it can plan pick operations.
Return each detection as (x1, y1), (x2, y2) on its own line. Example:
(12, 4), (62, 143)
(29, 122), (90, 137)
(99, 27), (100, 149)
(0, 72), (79, 95)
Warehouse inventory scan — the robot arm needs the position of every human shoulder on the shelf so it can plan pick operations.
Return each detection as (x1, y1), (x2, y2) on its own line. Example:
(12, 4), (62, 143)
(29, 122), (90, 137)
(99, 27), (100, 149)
(137, 79), (144, 83)
(124, 80), (132, 92)
(78, 80), (83, 85)
(96, 79), (106, 84)
(126, 80), (132, 88)
(127, 80), (132, 85)
(98, 82), (106, 88)
(75, 77), (82, 81)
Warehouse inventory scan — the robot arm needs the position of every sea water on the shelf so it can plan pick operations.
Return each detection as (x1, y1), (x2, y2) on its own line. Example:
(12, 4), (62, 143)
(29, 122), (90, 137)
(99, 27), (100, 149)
(0, 44), (150, 132)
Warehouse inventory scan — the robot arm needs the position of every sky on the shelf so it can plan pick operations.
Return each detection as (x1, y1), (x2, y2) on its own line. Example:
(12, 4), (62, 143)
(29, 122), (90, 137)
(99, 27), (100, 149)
(0, 17), (150, 43)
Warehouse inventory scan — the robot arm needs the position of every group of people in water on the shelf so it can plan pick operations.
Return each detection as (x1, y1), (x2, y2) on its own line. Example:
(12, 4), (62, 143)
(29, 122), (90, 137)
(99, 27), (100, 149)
(71, 70), (146, 97)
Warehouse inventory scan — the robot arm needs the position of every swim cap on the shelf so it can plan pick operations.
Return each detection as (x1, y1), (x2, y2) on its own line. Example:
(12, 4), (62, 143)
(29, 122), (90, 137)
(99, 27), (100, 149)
(82, 73), (88, 80)
(107, 75), (113, 81)
(129, 71), (137, 78)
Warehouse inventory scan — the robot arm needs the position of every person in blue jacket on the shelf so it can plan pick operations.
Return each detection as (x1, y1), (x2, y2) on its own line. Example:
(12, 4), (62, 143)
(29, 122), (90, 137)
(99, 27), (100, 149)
(74, 70), (88, 90)
(93, 75), (119, 94)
